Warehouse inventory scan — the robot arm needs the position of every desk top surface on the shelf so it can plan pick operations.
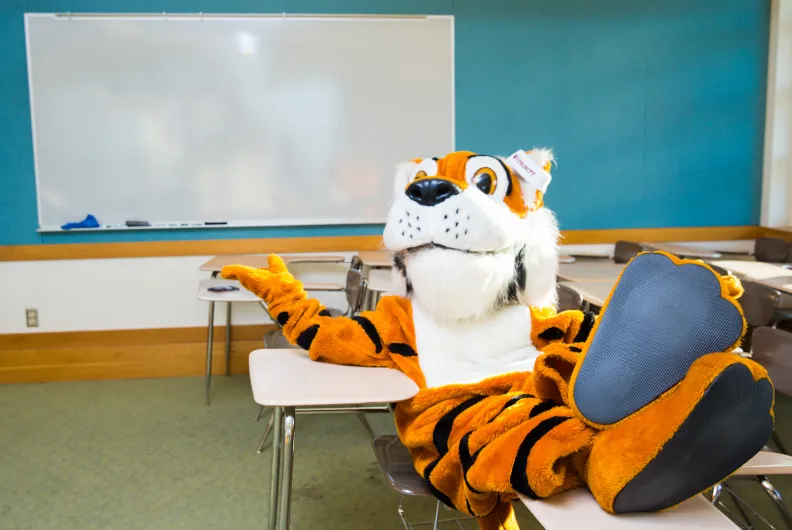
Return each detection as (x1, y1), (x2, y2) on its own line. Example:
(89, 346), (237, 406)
(712, 260), (792, 294)
(558, 260), (626, 283)
(521, 489), (733, 529)
(641, 242), (722, 259)
(356, 250), (394, 267)
(733, 450), (792, 475)
(248, 349), (419, 406)
(197, 279), (262, 302)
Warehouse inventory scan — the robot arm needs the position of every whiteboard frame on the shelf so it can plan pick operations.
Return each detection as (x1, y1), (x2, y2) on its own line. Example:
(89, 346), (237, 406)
(24, 12), (456, 232)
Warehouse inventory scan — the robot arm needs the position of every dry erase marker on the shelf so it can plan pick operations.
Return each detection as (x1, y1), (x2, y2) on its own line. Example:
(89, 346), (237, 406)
(204, 221), (228, 225)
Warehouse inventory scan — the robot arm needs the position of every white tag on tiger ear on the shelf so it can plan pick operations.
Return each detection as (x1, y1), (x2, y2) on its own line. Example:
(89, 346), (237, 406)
(506, 150), (552, 193)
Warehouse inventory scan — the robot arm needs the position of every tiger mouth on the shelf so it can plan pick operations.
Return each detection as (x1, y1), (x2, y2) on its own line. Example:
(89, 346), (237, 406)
(399, 243), (504, 257)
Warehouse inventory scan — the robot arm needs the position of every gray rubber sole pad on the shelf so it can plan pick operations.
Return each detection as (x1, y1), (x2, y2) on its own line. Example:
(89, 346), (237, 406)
(573, 252), (744, 426)
(613, 363), (773, 513)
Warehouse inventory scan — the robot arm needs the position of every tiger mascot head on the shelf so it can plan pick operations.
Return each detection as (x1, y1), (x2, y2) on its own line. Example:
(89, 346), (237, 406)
(383, 149), (559, 321)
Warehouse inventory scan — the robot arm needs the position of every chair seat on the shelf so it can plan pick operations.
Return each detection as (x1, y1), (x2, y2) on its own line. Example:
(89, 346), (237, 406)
(264, 330), (297, 349)
(372, 435), (430, 496)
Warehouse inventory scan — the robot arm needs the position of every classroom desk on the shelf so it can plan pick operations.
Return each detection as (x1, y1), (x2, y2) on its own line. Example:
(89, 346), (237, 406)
(558, 261), (626, 283)
(641, 242), (722, 259)
(200, 254), (346, 273)
(197, 279), (264, 404)
(198, 256), (344, 401)
(249, 348), (418, 530)
(559, 281), (614, 308)
(711, 260), (792, 295)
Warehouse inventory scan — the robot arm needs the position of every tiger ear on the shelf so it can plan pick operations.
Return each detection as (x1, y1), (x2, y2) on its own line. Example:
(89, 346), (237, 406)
(505, 148), (554, 205)
(393, 160), (420, 199)
(526, 148), (555, 175)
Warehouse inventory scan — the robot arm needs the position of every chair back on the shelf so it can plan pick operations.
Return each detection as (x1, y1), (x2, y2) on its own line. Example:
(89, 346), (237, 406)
(754, 237), (792, 263)
(614, 241), (644, 264)
(372, 435), (431, 496)
(349, 255), (363, 271)
(740, 281), (781, 328)
(345, 268), (368, 315)
(557, 283), (583, 312)
(751, 326), (792, 396)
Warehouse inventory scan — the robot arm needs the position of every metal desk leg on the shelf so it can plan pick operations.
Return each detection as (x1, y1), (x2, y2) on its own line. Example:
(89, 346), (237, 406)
(278, 407), (296, 530)
(269, 407), (283, 530)
(225, 302), (233, 376)
(205, 300), (215, 405)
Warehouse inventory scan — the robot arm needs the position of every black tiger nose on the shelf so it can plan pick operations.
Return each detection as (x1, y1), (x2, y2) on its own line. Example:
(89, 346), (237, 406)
(405, 179), (461, 207)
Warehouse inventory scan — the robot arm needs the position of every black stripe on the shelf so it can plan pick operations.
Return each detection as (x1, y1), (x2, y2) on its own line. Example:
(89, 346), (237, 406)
(466, 498), (475, 517)
(538, 327), (564, 341)
(495, 393), (533, 419)
(515, 247), (526, 291)
(296, 324), (320, 350)
(433, 396), (486, 454)
(569, 346), (582, 353)
(459, 432), (484, 494)
(393, 253), (408, 278)
(506, 247), (526, 304)
(393, 254), (413, 296)
(574, 312), (596, 342)
(318, 309), (331, 317)
(529, 401), (559, 418)
(423, 459), (456, 509)
(459, 393), (533, 495)
(510, 416), (569, 498)
(351, 316), (382, 353)
(459, 394), (542, 493)
(389, 342), (417, 357)
(495, 157), (513, 198)
(276, 312), (289, 326)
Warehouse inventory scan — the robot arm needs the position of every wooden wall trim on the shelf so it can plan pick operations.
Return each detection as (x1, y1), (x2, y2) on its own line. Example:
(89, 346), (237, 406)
(560, 225), (761, 245)
(0, 324), (276, 384)
(0, 226), (761, 262)
(0, 234), (386, 262)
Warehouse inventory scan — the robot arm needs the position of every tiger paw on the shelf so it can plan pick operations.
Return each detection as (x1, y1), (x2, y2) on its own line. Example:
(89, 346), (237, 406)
(569, 252), (745, 427)
(221, 254), (302, 304)
(585, 354), (773, 513)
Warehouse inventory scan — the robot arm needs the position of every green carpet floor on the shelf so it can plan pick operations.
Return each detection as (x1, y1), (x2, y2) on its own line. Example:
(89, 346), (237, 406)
(1, 375), (790, 529)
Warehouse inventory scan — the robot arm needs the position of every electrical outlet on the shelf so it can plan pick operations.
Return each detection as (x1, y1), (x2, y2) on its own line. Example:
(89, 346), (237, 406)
(26, 308), (38, 328)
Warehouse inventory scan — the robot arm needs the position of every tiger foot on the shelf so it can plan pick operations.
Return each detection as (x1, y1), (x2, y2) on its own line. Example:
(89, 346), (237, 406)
(569, 251), (745, 427)
(585, 355), (773, 513)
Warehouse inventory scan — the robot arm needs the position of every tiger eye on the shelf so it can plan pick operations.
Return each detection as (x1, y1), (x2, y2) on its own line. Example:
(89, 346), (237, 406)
(472, 168), (496, 194)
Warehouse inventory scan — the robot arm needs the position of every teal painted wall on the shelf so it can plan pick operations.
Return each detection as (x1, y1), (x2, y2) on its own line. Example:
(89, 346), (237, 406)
(0, 0), (770, 245)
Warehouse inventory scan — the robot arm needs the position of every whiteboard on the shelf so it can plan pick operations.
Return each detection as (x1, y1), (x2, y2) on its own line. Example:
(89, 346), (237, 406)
(25, 14), (454, 230)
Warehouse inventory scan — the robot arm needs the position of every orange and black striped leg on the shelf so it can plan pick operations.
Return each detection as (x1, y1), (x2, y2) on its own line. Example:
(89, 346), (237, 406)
(407, 392), (595, 530)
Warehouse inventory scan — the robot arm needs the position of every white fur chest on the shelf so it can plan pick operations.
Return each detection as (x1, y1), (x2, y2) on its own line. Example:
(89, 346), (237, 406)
(412, 302), (540, 388)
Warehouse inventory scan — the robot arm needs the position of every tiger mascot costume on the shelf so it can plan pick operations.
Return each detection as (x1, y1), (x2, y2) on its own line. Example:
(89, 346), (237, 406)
(223, 148), (774, 529)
